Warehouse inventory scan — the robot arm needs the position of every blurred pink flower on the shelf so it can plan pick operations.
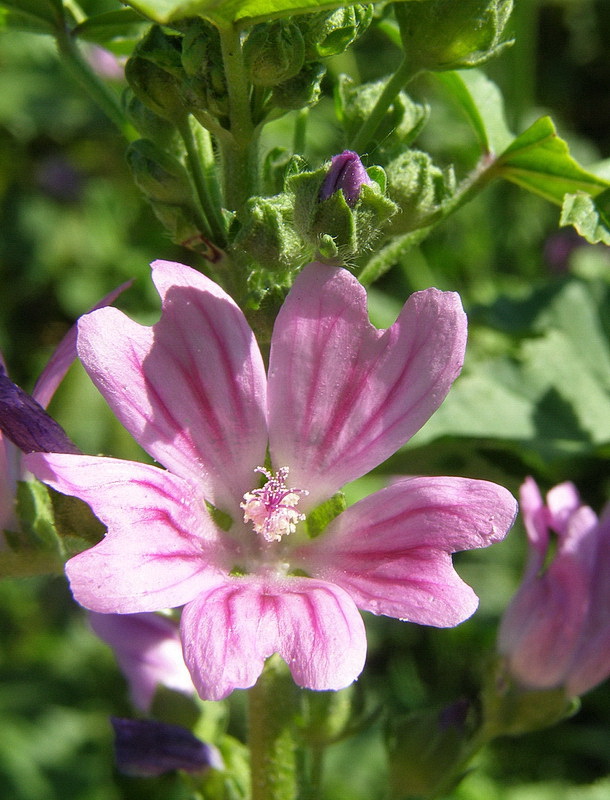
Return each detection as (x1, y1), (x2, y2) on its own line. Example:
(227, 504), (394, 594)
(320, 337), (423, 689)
(27, 260), (516, 700)
(90, 611), (195, 711)
(498, 477), (610, 696)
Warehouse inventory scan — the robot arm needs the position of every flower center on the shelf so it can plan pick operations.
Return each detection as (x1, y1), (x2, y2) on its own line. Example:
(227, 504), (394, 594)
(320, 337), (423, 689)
(241, 467), (308, 543)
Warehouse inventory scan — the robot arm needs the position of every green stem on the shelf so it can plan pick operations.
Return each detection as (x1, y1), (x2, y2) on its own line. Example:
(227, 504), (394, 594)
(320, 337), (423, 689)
(248, 656), (299, 800)
(218, 24), (258, 210)
(293, 109), (308, 156)
(54, 25), (136, 141)
(349, 56), (419, 154)
(178, 119), (227, 246)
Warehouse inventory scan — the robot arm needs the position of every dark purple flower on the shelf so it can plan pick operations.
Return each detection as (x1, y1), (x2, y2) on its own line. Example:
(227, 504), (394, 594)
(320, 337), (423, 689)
(111, 717), (223, 777)
(0, 366), (79, 455)
(319, 150), (372, 207)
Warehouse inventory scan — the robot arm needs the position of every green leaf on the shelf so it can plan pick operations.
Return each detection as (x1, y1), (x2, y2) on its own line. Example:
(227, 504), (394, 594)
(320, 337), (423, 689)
(435, 69), (513, 153)
(72, 8), (148, 45)
(495, 116), (610, 205)
(560, 189), (610, 245)
(409, 279), (610, 462)
(122, 0), (403, 28)
(0, 0), (62, 29)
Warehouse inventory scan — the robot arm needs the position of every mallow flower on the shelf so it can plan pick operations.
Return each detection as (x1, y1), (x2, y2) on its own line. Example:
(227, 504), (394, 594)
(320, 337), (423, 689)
(26, 260), (517, 700)
(498, 477), (610, 697)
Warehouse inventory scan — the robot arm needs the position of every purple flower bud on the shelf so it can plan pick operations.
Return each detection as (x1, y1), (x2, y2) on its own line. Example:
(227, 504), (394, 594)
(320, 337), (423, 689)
(319, 150), (372, 207)
(498, 477), (610, 697)
(111, 717), (223, 777)
(0, 366), (80, 455)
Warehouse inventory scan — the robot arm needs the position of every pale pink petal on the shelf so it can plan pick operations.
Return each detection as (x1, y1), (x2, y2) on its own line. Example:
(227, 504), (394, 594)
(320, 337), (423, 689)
(546, 481), (582, 534)
(297, 477), (517, 626)
(25, 452), (231, 613)
(77, 260), (267, 515)
(498, 505), (598, 689)
(181, 576), (367, 700)
(32, 280), (132, 409)
(566, 511), (610, 695)
(268, 264), (467, 507)
(89, 611), (195, 711)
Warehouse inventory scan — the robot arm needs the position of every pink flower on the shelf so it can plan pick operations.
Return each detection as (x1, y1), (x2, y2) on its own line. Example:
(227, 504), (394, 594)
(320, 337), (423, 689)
(498, 477), (610, 696)
(26, 260), (517, 700)
(89, 611), (195, 711)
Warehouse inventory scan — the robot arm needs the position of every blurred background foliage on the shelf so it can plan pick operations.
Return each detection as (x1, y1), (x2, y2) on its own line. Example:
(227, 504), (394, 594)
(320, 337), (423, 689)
(0, 0), (609, 798)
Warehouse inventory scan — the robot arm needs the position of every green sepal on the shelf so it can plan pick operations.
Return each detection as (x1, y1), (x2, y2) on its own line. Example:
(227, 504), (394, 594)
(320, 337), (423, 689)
(560, 189), (610, 245)
(336, 75), (429, 159)
(200, 734), (250, 800)
(122, 90), (182, 146)
(385, 149), (455, 235)
(296, 4), (373, 60)
(127, 138), (194, 205)
(481, 659), (578, 737)
(205, 501), (234, 532)
(244, 20), (305, 87)
(395, 0), (514, 73)
(231, 193), (306, 280)
(150, 685), (203, 729)
(303, 491), (346, 538)
(290, 163), (396, 261)
(15, 478), (61, 553)
(125, 54), (188, 120)
(271, 61), (326, 111)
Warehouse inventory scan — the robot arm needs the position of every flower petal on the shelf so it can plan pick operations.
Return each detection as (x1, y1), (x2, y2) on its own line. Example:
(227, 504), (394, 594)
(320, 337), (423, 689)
(89, 611), (195, 711)
(181, 576), (366, 700)
(297, 476), (517, 627)
(268, 264), (467, 506)
(25, 452), (231, 613)
(498, 504), (598, 690)
(32, 280), (132, 409)
(77, 260), (267, 514)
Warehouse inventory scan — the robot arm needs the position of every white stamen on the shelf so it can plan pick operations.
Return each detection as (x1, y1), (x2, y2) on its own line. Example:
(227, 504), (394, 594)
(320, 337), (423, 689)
(241, 467), (308, 543)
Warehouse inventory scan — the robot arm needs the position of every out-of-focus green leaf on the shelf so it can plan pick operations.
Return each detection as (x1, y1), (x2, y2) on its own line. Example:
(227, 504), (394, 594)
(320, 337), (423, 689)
(560, 189), (610, 245)
(409, 279), (610, 461)
(72, 8), (148, 45)
(122, 0), (412, 28)
(495, 116), (610, 205)
(435, 69), (513, 153)
(0, 0), (62, 29)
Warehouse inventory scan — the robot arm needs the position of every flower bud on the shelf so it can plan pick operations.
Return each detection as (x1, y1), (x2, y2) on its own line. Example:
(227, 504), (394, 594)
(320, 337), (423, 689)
(181, 20), (229, 119)
(289, 156), (396, 261)
(385, 150), (455, 234)
(122, 90), (181, 146)
(244, 20), (305, 87)
(111, 717), (223, 776)
(125, 55), (186, 120)
(319, 150), (373, 208)
(298, 5), (374, 59)
(271, 61), (326, 111)
(126, 139), (194, 205)
(395, 0), (513, 72)
(0, 366), (79, 456)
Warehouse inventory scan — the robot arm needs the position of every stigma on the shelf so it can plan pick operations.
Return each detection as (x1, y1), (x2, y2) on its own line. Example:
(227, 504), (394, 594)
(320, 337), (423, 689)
(241, 467), (308, 543)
